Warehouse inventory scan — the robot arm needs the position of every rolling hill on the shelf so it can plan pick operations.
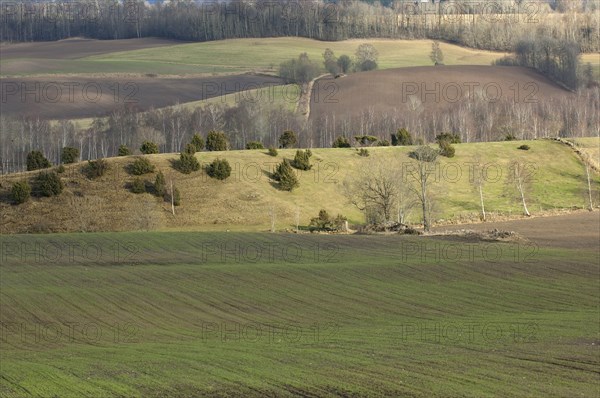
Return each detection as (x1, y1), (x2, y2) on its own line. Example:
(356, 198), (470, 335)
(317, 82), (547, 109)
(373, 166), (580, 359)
(0, 139), (597, 234)
(309, 65), (573, 124)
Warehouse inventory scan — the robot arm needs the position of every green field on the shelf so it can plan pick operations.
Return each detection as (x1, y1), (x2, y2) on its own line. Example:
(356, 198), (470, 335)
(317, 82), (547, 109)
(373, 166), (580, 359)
(2, 38), (510, 77)
(0, 231), (598, 397)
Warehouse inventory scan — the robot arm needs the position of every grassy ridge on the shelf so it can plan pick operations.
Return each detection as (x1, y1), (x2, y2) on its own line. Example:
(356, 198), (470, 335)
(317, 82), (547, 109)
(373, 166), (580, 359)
(1, 139), (598, 234)
(0, 232), (598, 396)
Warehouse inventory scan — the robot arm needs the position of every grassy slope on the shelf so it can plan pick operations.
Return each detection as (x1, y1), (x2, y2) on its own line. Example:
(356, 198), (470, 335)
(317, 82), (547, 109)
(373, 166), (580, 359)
(1, 140), (598, 234)
(2, 38), (509, 77)
(0, 232), (598, 397)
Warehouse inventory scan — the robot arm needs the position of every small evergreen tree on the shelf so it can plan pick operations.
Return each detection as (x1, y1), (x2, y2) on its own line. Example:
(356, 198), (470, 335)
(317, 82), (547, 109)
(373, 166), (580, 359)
(11, 181), (31, 204)
(438, 140), (456, 158)
(354, 135), (378, 147)
(154, 171), (166, 197)
(118, 145), (132, 156)
(26, 150), (51, 171)
(177, 152), (201, 174)
(184, 143), (197, 155)
(84, 159), (108, 179)
(35, 172), (63, 197)
(140, 141), (159, 155)
(131, 178), (146, 194)
(332, 136), (351, 148)
(190, 133), (205, 151)
(279, 130), (297, 148)
(130, 157), (156, 175)
(206, 131), (229, 151)
(394, 128), (413, 146)
(273, 159), (299, 191)
(435, 132), (461, 144)
(291, 149), (312, 170)
(61, 147), (79, 164)
(268, 147), (278, 157)
(246, 141), (264, 150)
(337, 54), (352, 74)
(206, 158), (232, 180)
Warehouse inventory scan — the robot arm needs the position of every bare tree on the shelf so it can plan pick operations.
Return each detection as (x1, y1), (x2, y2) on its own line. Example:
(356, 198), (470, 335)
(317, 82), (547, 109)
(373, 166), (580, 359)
(405, 146), (439, 232)
(584, 161), (594, 211)
(343, 157), (403, 224)
(469, 157), (487, 221)
(507, 161), (534, 216)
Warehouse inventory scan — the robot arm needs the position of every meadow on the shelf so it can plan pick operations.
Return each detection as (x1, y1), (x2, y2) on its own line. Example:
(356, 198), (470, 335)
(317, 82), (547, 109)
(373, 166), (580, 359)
(1, 140), (597, 234)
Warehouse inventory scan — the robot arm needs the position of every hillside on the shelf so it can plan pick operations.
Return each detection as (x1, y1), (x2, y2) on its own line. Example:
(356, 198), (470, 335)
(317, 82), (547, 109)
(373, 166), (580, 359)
(1, 140), (597, 234)
(309, 65), (573, 123)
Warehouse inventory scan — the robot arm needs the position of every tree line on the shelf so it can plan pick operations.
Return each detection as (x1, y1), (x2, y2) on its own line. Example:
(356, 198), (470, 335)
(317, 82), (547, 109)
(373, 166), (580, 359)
(1, 0), (598, 53)
(1, 85), (597, 174)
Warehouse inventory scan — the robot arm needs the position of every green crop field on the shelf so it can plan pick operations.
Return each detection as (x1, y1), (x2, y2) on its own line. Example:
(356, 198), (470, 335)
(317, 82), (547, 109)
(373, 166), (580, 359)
(0, 231), (597, 397)
(1, 38), (510, 77)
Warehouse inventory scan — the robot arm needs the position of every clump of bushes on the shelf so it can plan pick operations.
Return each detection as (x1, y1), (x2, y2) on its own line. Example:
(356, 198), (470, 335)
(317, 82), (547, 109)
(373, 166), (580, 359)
(56, 164), (65, 174)
(140, 141), (159, 154)
(273, 159), (299, 191)
(358, 148), (370, 157)
(206, 158), (232, 180)
(84, 159), (109, 179)
(131, 178), (147, 194)
(354, 135), (377, 147)
(279, 130), (297, 148)
(438, 140), (456, 158)
(291, 149), (312, 170)
(504, 133), (517, 141)
(130, 157), (156, 175)
(176, 152), (201, 174)
(246, 141), (264, 150)
(518, 144), (530, 150)
(11, 181), (31, 204)
(391, 128), (413, 146)
(268, 147), (278, 157)
(26, 150), (51, 171)
(332, 136), (351, 148)
(35, 172), (63, 197)
(377, 139), (390, 146)
(206, 131), (229, 151)
(118, 145), (132, 156)
(435, 132), (461, 144)
(61, 147), (79, 164)
(309, 209), (347, 232)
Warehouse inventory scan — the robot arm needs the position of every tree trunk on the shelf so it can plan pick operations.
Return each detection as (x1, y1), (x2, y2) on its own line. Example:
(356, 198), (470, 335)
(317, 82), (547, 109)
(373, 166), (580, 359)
(479, 184), (486, 221)
(585, 163), (593, 211)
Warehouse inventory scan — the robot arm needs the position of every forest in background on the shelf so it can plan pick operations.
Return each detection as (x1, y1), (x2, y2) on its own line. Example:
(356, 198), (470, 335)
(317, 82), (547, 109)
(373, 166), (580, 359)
(1, 0), (598, 53)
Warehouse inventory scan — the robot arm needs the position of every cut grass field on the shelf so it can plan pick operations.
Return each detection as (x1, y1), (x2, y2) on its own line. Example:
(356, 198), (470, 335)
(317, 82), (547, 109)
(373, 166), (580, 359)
(1, 139), (598, 234)
(0, 221), (598, 397)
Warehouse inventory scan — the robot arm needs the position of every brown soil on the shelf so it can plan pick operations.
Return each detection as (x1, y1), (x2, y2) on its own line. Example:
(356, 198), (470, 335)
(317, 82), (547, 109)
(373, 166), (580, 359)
(0, 37), (184, 60)
(1, 74), (283, 119)
(309, 65), (572, 123)
(432, 211), (600, 250)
